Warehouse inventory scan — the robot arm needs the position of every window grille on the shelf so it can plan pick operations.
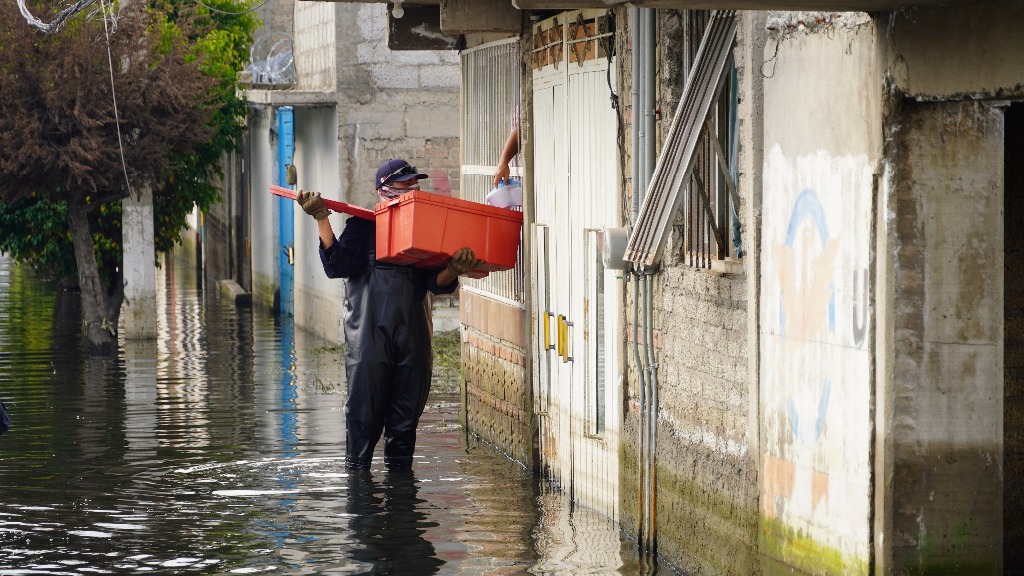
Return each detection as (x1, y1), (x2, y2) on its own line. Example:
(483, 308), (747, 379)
(460, 38), (525, 305)
(624, 10), (737, 269)
(679, 10), (740, 268)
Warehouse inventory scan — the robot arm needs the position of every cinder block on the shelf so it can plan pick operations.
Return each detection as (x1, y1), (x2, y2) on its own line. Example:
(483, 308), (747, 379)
(219, 279), (252, 307)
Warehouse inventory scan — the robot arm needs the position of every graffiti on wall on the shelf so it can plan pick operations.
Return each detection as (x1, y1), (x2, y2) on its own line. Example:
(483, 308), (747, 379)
(761, 146), (873, 556)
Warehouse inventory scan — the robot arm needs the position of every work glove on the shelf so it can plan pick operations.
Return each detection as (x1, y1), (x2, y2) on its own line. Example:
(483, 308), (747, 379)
(446, 247), (480, 276)
(296, 190), (330, 221)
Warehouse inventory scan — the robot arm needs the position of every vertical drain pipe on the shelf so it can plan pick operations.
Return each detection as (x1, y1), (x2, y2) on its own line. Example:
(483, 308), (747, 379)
(630, 5), (649, 558)
(644, 269), (658, 557)
(631, 5), (642, 227)
(629, 5), (660, 565)
(640, 7), (658, 563)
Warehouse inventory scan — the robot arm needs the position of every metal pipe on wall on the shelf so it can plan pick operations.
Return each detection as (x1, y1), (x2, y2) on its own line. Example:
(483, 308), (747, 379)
(643, 8), (658, 561)
(645, 270), (658, 557)
(627, 6), (659, 564)
(631, 6), (642, 225)
(630, 6), (649, 556)
(642, 8), (657, 184)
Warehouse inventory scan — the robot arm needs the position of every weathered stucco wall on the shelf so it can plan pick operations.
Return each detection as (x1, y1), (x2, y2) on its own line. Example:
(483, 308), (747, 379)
(760, 12), (880, 573)
(888, 0), (1024, 101)
(886, 100), (1004, 574)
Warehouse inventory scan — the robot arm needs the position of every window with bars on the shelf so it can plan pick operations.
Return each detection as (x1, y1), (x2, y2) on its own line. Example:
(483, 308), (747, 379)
(460, 38), (526, 304)
(676, 11), (741, 268)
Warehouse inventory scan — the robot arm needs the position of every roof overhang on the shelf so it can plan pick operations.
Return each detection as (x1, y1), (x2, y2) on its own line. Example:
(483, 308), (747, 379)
(310, 0), (978, 11)
(512, 0), (977, 9)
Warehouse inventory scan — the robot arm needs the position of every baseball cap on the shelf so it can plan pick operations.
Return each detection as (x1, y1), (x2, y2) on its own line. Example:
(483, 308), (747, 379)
(376, 159), (428, 189)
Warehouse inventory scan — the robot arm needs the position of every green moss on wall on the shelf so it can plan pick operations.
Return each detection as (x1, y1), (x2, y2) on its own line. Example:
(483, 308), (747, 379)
(760, 517), (867, 575)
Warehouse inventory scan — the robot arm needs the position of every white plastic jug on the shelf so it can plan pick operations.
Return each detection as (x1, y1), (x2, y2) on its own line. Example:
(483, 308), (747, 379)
(486, 178), (523, 209)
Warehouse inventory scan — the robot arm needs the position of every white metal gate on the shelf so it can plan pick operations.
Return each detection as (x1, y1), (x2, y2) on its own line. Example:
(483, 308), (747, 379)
(532, 9), (622, 519)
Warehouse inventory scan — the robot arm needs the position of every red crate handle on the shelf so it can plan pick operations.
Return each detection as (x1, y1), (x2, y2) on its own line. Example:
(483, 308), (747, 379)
(270, 185), (375, 221)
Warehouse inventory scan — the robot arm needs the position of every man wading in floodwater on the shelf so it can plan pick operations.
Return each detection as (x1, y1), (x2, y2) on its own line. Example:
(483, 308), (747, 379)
(296, 159), (479, 471)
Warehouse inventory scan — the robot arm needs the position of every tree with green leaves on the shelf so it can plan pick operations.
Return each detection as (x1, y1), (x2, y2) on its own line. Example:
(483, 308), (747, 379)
(0, 0), (257, 354)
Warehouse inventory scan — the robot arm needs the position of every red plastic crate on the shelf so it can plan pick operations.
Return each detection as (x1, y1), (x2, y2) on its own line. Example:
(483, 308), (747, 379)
(374, 191), (523, 279)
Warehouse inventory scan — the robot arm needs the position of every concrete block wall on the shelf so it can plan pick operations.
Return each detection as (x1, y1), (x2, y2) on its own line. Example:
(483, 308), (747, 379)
(616, 11), (757, 575)
(334, 4), (462, 209)
(650, 268), (755, 576)
(241, 2), (461, 343)
(294, 1), (337, 91)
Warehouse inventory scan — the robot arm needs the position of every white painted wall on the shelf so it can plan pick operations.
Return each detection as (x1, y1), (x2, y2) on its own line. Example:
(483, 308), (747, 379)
(293, 107), (343, 344)
(249, 108), (279, 311)
(760, 13), (881, 569)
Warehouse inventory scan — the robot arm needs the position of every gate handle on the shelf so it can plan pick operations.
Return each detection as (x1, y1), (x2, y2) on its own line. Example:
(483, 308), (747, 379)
(543, 312), (554, 350)
(557, 315), (573, 363)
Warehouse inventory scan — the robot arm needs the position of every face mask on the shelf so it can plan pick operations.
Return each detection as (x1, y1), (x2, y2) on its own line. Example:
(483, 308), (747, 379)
(378, 182), (419, 201)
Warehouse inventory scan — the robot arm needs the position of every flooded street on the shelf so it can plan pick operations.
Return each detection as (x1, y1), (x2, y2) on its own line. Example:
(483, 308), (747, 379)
(0, 252), (670, 575)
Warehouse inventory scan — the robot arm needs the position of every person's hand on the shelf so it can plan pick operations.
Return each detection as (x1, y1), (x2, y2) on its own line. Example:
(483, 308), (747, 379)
(446, 247), (481, 276)
(296, 190), (330, 221)
(492, 164), (511, 189)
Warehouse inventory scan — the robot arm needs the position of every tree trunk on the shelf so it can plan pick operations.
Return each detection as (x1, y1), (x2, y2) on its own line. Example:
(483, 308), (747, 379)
(67, 199), (116, 355)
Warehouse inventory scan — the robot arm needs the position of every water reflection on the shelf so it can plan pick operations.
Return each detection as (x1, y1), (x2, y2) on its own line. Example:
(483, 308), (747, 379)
(0, 252), (674, 575)
(344, 470), (443, 574)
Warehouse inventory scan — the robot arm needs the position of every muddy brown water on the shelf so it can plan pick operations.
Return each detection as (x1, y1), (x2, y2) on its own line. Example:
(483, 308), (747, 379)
(0, 253), (676, 575)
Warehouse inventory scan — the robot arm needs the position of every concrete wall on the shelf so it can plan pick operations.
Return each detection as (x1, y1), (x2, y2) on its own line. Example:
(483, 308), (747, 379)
(1004, 103), (1024, 569)
(886, 99), (1004, 575)
(760, 13), (880, 573)
(878, 5), (1024, 571)
(205, 151), (245, 287)
(888, 0), (1024, 101)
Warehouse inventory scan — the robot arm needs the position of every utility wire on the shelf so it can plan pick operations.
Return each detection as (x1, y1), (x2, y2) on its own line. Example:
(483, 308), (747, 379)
(99, 0), (135, 200)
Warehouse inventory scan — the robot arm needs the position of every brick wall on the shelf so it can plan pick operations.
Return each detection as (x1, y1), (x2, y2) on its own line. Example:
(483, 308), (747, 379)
(460, 291), (533, 467)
